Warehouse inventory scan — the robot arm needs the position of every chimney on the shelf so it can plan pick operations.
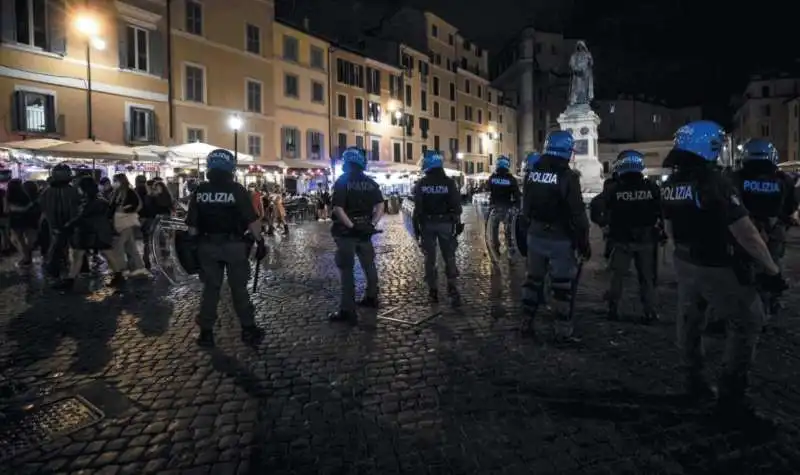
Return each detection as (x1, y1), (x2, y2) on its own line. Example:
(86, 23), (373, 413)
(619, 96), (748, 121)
(303, 17), (310, 30)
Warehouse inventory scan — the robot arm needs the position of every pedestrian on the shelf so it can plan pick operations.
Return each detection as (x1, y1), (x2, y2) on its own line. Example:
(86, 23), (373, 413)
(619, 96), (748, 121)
(487, 156), (521, 255)
(186, 149), (266, 348)
(328, 147), (384, 323)
(4, 179), (38, 267)
(54, 177), (123, 290)
(109, 174), (148, 277)
(135, 176), (156, 270)
(519, 130), (591, 340)
(39, 164), (81, 279)
(730, 139), (798, 326)
(412, 150), (463, 305)
(661, 120), (787, 423)
(598, 150), (662, 323)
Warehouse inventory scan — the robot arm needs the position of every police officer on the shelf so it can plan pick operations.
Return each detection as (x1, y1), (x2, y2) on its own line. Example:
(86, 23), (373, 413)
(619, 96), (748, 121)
(412, 150), (463, 305)
(661, 121), (787, 420)
(329, 147), (384, 323)
(590, 160), (620, 262)
(522, 152), (542, 181)
(186, 149), (266, 348)
(520, 130), (591, 339)
(730, 139), (797, 323)
(601, 150), (662, 323)
(487, 156), (521, 254)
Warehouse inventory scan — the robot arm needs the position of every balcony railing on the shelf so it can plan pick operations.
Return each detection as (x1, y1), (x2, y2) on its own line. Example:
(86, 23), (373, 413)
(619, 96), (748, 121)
(15, 113), (65, 138)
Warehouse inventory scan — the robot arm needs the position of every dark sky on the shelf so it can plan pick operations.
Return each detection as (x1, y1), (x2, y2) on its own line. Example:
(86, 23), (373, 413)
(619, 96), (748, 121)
(277, 0), (798, 125)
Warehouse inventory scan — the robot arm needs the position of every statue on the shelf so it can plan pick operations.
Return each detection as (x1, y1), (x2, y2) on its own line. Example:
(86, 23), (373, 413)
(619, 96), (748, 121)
(568, 41), (594, 106)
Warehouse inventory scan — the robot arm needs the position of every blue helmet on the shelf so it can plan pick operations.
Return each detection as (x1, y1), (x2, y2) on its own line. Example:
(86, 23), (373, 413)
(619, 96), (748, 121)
(544, 130), (575, 160)
(206, 149), (236, 172)
(496, 156), (510, 171)
(421, 150), (443, 172)
(673, 120), (724, 162)
(341, 147), (367, 171)
(742, 139), (778, 164)
(615, 150), (645, 175)
(524, 152), (541, 172)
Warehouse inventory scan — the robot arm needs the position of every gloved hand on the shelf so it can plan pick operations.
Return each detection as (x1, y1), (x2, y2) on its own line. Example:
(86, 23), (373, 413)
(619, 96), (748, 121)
(577, 239), (592, 261)
(454, 222), (465, 236)
(757, 272), (788, 294)
(254, 240), (267, 261)
(350, 222), (378, 237)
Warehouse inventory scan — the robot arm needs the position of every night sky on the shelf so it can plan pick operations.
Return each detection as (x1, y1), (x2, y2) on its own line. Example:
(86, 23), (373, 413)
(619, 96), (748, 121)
(278, 0), (798, 125)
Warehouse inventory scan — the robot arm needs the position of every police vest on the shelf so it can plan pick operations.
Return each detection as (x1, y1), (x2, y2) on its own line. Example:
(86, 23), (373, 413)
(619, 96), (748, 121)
(735, 171), (783, 219)
(524, 167), (569, 224)
(194, 183), (245, 235)
(337, 174), (380, 220)
(607, 177), (659, 239)
(417, 176), (457, 216)
(489, 173), (517, 205)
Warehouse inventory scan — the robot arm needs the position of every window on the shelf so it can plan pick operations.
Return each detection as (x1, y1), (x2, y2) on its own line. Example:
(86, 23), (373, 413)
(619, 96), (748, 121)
(488, 91), (492, 103)
(405, 85), (412, 107)
(125, 26), (149, 72)
(185, 0), (203, 35)
(450, 106), (455, 121)
(389, 76), (401, 98)
(761, 123), (770, 137)
(421, 90), (428, 111)
(247, 135), (262, 157)
(466, 135), (473, 153)
(336, 59), (364, 87)
(244, 80), (262, 113)
(434, 135), (440, 151)
(449, 138), (458, 152)
(478, 163), (484, 173)
(477, 109), (482, 124)
(478, 86), (483, 98)
(393, 142), (402, 163)
(431, 24), (438, 38)
(488, 111), (492, 122)
(354, 98), (364, 120)
(282, 127), (300, 158)
(371, 139), (380, 162)
(449, 82), (455, 100)
(367, 101), (381, 123)
(464, 105), (473, 121)
(366, 68), (381, 94)
(13, 0), (48, 49)
(478, 136), (483, 154)
(406, 142), (413, 161)
(245, 24), (260, 54)
(310, 46), (324, 69)
(356, 136), (364, 150)
(187, 127), (204, 143)
(337, 133), (347, 156)
(284, 74), (299, 98)
(311, 81), (325, 104)
(761, 104), (771, 117)
(127, 106), (155, 143)
(12, 90), (55, 133)
(184, 65), (205, 102)
(308, 131), (323, 159)
(448, 34), (454, 45)
(422, 145), (428, 155)
(337, 94), (347, 118)
(283, 35), (299, 61)
(419, 118), (429, 139)
(500, 114), (503, 124)
(433, 102), (440, 118)
(761, 85), (770, 97)
(465, 80), (471, 94)
(433, 77), (440, 96)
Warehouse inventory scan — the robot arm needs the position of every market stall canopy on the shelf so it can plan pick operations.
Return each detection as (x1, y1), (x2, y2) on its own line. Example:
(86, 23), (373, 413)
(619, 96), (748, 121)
(283, 159), (329, 169)
(37, 139), (136, 162)
(778, 161), (800, 170)
(443, 167), (462, 177)
(467, 172), (491, 180)
(1, 138), (69, 150)
(167, 142), (254, 162)
(387, 163), (418, 173)
(257, 160), (288, 169)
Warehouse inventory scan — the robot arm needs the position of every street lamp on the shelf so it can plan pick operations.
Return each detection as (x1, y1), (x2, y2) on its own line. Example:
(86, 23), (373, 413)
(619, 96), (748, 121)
(228, 115), (243, 162)
(74, 13), (104, 141)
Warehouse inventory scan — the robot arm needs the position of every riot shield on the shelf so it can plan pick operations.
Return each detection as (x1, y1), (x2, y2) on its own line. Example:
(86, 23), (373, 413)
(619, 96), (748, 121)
(400, 197), (419, 243)
(513, 212), (528, 257)
(149, 210), (201, 285)
(484, 206), (520, 261)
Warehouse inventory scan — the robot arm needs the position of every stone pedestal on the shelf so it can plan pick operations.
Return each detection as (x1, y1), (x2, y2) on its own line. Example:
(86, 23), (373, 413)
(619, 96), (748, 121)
(557, 104), (604, 197)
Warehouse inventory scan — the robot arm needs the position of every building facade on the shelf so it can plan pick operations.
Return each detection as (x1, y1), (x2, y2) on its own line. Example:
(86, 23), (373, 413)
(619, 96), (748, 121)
(594, 97), (701, 143)
(0, 0), (169, 145)
(733, 74), (800, 163)
(272, 21), (329, 164)
(788, 97), (800, 162)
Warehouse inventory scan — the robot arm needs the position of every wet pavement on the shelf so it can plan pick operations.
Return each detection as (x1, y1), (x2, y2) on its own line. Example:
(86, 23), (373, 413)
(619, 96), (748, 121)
(2, 206), (800, 474)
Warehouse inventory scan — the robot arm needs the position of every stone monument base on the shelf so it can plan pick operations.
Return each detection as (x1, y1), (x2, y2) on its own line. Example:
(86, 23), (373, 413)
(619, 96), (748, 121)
(557, 105), (604, 199)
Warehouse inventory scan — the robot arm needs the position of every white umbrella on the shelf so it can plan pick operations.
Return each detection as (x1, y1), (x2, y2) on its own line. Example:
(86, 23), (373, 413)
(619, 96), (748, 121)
(283, 159), (329, 170)
(168, 142), (253, 162)
(1, 138), (69, 150)
(40, 139), (136, 161)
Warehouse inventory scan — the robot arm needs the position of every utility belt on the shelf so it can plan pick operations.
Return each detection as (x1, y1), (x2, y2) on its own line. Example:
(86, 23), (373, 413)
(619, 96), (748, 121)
(422, 213), (457, 224)
(529, 219), (571, 239)
(610, 225), (657, 243)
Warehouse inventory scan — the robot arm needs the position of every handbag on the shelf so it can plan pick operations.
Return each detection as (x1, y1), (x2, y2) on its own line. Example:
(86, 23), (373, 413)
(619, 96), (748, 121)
(114, 211), (140, 233)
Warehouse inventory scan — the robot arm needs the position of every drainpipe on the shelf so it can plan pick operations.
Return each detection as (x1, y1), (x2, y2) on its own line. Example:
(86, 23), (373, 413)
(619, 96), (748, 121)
(328, 46), (335, 181)
(166, 0), (174, 141)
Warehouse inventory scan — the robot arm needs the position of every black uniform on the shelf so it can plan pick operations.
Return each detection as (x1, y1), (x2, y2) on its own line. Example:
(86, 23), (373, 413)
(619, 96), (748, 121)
(186, 176), (259, 334)
(412, 167), (463, 301)
(487, 170), (520, 254)
(661, 150), (761, 405)
(590, 176), (617, 260)
(731, 161), (796, 318)
(331, 169), (384, 318)
(520, 155), (590, 337)
(603, 173), (661, 320)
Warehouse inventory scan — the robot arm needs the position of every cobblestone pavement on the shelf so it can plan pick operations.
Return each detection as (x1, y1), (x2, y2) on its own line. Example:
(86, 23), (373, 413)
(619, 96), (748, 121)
(2, 207), (800, 474)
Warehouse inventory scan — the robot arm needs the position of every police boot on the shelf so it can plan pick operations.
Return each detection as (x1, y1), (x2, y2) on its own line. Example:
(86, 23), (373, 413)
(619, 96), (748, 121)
(107, 272), (125, 289)
(241, 325), (265, 345)
(329, 310), (358, 325)
(266, 225), (275, 236)
(358, 296), (379, 309)
(197, 329), (215, 348)
(684, 370), (716, 404)
(52, 278), (75, 291)
(428, 288), (439, 303)
(715, 373), (775, 431)
(607, 301), (620, 321)
(447, 284), (461, 307)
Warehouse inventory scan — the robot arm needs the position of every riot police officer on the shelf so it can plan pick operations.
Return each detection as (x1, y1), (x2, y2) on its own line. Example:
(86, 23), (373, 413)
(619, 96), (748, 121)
(590, 160), (620, 262)
(186, 149), (266, 348)
(522, 152), (541, 182)
(487, 156), (520, 254)
(520, 130), (591, 339)
(329, 147), (384, 323)
(412, 150), (463, 305)
(730, 139), (797, 323)
(661, 121), (786, 420)
(601, 150), (662, 323)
